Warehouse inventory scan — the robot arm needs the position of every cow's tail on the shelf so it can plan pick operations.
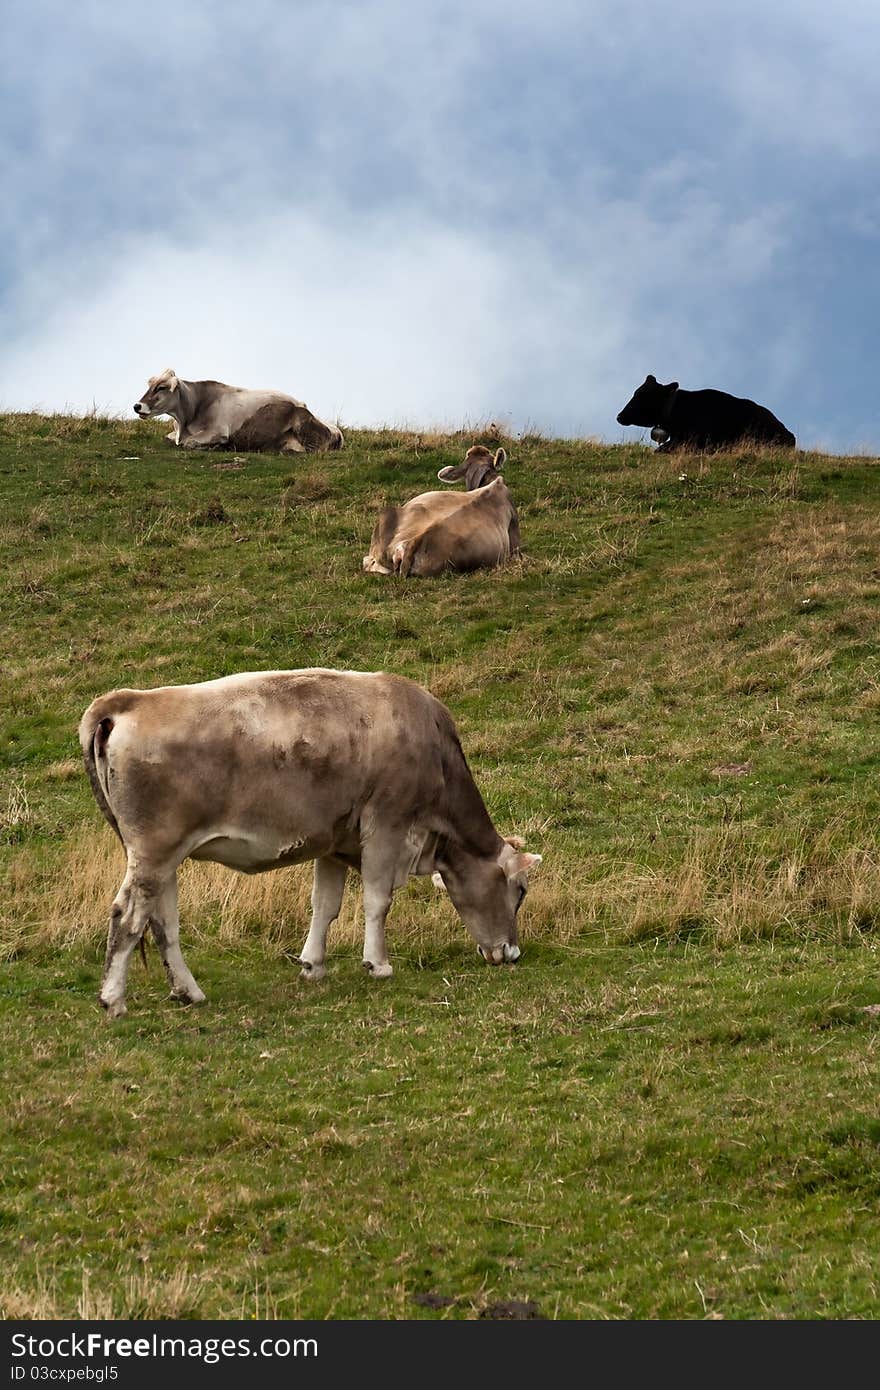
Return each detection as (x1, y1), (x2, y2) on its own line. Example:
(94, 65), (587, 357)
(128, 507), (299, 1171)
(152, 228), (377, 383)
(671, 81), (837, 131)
(79, 698), (151, 968)
(78, 699), (124, 844)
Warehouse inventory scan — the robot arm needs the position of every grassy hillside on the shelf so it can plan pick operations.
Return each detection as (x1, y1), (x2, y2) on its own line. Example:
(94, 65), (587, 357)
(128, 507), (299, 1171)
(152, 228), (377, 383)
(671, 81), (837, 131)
(1, 414), (879, 1318)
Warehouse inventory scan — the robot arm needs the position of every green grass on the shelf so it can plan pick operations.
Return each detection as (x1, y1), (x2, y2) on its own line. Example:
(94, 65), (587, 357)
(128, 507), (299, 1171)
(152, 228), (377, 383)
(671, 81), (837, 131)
(2, 413), (880, 1318)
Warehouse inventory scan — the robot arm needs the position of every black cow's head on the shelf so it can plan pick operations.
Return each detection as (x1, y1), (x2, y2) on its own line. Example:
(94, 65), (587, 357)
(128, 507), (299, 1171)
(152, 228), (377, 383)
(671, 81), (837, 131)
(617, 375), (679, 428)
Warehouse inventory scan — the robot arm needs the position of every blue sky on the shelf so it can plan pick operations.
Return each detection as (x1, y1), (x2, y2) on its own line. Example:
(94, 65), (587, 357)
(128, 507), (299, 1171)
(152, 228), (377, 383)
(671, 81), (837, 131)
(3, 0), (879, 451)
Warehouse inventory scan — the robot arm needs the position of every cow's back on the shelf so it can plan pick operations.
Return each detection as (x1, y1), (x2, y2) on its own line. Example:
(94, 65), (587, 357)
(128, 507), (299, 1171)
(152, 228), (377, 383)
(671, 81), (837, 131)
(80, 671), (457, 859)
(367, 492), (478, 573)
(405, 480), (516, 575)
(675, 389), (795, 446)
(193, 386), (293, 439)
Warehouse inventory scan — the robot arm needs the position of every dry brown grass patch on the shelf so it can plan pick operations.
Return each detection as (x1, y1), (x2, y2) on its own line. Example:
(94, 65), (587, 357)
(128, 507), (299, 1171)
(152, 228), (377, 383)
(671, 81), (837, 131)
(45, 758), (85, 781)
(581, 821), (880, 945)
(9, 803), (880, 963)
(761, 509), (880, 598)
(0, 1264), (208, 1320)
(26, 826), (464, 954)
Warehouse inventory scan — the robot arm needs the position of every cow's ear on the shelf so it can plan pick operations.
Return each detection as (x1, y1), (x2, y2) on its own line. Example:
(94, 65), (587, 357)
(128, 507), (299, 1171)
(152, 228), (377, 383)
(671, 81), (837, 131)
(438, 464), (466, 483)
(161, 368), (179, 389)
(668, 381), (679, 392)
(516, 851), (542, 876)
(493, 447), (507, 469)
(645, 374), (656, 385)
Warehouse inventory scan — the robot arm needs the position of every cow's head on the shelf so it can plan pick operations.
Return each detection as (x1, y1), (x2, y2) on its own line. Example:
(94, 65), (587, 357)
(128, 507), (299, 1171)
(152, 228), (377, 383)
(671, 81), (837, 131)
(134, 368), (180, 418)
(437, 445), (507, 491)
(616, 374), (678, 428)
(433, 835), (542, 965)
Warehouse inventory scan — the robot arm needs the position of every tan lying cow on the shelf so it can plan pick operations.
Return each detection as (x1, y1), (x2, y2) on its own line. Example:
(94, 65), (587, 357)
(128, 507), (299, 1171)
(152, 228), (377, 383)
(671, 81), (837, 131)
(134, 368), (344, 453)
(363, 445), (520, 576)
(79, 669), (541, 1017)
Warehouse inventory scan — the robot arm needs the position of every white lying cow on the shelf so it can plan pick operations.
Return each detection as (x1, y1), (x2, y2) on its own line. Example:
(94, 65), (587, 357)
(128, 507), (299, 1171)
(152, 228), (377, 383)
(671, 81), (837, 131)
(363, 445), (520, 577)
(134, 369), (344, 453)
(79, 669), (541, 1017)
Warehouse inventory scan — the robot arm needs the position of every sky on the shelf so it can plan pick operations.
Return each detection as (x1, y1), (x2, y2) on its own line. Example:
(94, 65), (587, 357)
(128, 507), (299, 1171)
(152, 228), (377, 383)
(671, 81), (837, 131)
(3, 0), (880, 452)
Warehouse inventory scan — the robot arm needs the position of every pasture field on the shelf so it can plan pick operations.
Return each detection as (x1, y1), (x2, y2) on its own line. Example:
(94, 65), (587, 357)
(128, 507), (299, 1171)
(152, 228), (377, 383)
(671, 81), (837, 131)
(1, 413), (879, 1319)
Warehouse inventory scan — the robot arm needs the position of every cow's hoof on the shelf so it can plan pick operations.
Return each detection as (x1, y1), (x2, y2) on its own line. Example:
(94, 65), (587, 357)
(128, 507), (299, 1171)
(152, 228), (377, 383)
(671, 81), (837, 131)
(300, 960), (326, 982)
(363, 960), (393, 979)
(171, 986), (207, 1006)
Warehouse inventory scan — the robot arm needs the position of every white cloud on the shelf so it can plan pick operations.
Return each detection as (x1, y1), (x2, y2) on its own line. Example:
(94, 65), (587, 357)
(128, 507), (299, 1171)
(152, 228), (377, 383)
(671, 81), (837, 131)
(0, 214), (594, 430)
(0, 190), (799, 440)
(4, 0), (880, 449)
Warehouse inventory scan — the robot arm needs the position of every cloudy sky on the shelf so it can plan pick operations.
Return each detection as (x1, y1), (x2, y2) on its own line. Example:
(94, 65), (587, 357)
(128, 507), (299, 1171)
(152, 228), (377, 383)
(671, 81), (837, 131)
(3, 0), (879, 451)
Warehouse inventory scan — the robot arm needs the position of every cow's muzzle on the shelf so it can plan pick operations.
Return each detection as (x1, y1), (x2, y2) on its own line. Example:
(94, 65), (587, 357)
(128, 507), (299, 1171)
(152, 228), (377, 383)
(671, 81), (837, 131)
(479, 943), (521, 965)
(133, 402), (149, 416)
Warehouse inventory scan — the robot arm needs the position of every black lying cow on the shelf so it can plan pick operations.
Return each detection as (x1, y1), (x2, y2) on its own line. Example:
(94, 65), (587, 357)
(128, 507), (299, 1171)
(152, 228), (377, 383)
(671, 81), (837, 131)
(617, 375), (796, 452)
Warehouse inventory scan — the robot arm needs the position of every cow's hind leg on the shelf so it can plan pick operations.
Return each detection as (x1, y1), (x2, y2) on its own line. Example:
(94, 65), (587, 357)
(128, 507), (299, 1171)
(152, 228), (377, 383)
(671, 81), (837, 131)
(149, 877), (206, 1007)
(100, 861), (183, 1018)
(299, 857), (348, 981)
(364, 507), (399, 575)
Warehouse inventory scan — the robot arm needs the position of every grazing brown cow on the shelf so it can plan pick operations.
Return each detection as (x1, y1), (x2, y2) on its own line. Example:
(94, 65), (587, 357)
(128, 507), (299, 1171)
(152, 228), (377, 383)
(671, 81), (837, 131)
(363, 446), (520, 576)
(134, 368), (344, 453)
(79, 669), (541, 1017)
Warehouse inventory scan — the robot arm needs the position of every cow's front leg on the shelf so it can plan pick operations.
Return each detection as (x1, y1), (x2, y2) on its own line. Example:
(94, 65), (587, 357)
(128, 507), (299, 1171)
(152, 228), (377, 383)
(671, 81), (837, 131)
(300, 857), (348, 981)
(360, 838), (398, 978)
(179, 426), (230, 450)
(149, 877), (206, 1006)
